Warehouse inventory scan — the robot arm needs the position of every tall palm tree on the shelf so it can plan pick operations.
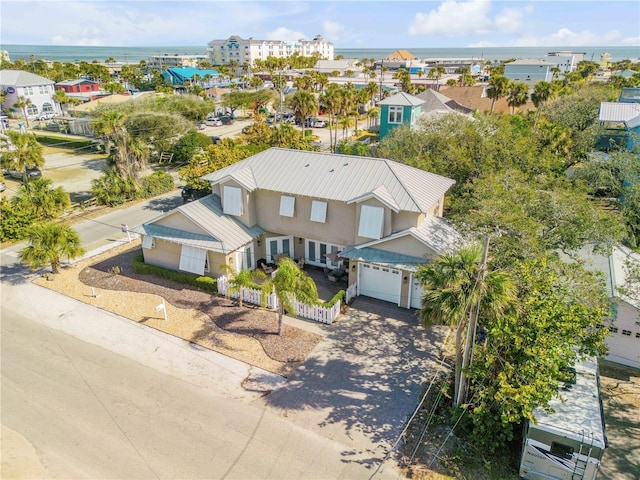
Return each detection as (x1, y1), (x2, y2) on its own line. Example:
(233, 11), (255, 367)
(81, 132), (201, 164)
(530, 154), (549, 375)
(221, 264), (266, 308)
(52, 89), (70, 116)
(289, 90), (318, 133)
(320, 84), (342, 151)
(486, 75), (510, 113)
(531, 81), (555, 126)
(416, 244), (516, 406)
(20, 222), (85, 274)
(13, 96), (33, 128)
(506, 81), (529, 114)
(428, 66), (446, 90)
(1, 131), (45, 181)
(261, 257), (318, 335)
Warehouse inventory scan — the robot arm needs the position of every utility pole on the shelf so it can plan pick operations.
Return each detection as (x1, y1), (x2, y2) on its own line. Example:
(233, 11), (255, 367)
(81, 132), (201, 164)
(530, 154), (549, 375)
(455, 236), (490, 407)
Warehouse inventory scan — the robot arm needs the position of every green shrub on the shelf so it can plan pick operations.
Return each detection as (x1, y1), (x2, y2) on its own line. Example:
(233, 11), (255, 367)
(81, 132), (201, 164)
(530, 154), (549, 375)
(132, 254), (218, 292)
(319, 290), (345, 308)
(0, 198), (35, 241)
(91, 169), (139, 206)
(140, 170), (174, 198)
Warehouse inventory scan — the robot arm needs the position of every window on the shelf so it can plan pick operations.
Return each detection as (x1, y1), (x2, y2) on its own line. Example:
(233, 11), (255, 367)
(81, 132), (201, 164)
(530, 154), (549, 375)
(39, 85), (47, 94)
(310, 200), (327, 223)
(358, 205), (384, 239)
(27, 105), (38, 116)
(550, 442), (574, 460)
(24, 86), (33, 95)
(279, 195), (295, 217)
(610, 327), (619, 334)
(223, 185), (242, 216)
(635, 332), (640, 339)
(388, 105), (403, 124)
(622, 329), (632, 336)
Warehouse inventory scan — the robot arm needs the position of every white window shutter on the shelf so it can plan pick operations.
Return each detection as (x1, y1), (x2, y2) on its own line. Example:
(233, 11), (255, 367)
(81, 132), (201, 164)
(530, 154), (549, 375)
(142, 235), (155, 249)
(358, 205), (384, 239)
(223, 185), (242, 216)
(179, 245), (207, 275)
(279, 195), (295, 217)
(310, 200), (327, 223)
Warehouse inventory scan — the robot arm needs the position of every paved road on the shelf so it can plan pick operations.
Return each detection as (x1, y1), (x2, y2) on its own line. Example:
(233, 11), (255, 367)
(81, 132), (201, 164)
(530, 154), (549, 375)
(1, 283), (399, 479)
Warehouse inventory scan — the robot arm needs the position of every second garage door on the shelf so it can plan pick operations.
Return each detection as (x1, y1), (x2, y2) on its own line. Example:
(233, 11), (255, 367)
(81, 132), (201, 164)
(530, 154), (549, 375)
(359, 263), (402, 305)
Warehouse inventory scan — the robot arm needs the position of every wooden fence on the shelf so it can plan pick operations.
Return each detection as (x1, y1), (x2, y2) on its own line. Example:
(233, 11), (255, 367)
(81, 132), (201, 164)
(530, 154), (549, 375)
(217, 275), (342, 324)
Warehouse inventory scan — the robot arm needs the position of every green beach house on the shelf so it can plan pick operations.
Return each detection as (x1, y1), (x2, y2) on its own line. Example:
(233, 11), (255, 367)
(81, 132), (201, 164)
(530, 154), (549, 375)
(378, 92), (425, 140)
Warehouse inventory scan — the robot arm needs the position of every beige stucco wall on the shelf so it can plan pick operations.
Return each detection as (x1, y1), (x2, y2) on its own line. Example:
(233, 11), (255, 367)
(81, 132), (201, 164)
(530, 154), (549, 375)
(373, 235), (438, 260)
(142, 239), (181, 270)
(219, 180), (257, 227)
(155, 212), (209, 235)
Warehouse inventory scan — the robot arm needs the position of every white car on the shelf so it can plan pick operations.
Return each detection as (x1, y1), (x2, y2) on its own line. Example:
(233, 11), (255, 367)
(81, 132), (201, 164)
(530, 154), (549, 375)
(205, 118), (222, 127)
(36, 112), (54, 121)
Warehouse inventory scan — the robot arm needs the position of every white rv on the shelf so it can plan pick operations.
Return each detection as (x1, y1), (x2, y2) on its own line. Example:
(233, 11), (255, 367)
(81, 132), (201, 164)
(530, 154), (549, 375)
(519, 358), (607, 480)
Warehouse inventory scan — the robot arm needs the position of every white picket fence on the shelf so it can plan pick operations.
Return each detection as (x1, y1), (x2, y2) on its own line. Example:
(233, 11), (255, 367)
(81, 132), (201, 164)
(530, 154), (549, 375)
(217, 275), (341, 324)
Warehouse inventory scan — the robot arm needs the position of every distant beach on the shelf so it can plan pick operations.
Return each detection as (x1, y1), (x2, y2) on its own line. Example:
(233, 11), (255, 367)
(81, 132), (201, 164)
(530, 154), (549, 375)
(2, 44), (639, 64)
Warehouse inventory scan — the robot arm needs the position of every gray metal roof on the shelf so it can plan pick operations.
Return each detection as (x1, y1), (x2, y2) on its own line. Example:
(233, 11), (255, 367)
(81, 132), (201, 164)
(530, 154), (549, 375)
(0, 69), (55, 87)
(506, 58), (554, 66)
(599, 102), (640, 125)
(202, 148), (455, 214)
(339, 246), (426, 272)
(378, 91), (425, 107)
(358, 215), (463, 256)
(137, 195), (263, 253)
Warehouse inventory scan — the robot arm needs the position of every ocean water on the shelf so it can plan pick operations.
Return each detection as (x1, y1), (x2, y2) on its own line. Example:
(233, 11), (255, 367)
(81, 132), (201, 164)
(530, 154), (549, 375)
(2, 44), (639, 64)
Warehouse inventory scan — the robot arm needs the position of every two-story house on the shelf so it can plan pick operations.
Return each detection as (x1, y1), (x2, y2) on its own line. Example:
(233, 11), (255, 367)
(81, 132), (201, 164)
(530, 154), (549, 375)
(378, 92), (425, 140)
(136, 148), (460, 309)
(0, 69), (58, 118)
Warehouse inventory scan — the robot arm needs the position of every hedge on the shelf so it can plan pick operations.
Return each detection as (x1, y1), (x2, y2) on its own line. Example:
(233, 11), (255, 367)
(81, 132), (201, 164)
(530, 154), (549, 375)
(35, 135), (97, 151)
(132, 253), (217, 292)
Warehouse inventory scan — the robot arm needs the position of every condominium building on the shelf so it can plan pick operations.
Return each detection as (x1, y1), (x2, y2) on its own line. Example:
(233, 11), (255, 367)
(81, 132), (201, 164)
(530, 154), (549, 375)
(147, 54), (209, 71)
(207, 35), (333, 66)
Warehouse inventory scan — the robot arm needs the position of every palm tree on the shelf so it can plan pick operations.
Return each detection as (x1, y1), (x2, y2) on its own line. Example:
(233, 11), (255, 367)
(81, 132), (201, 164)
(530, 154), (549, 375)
(416, 244), (516, 406)
(221, 265), (266, 308)
(20, 222), (85, 274)
(506, 81), (529, 114)
(13, 96), (33, 128)
(52, 89), (70, 116)
(17, 178), (70, 219)
(320, 84), (342, 151)
(1, 131), (45, 181)
(261, 257), (318, 335)
(427, 65), (446, 90)
(486, 75), (510, 113)
(531, 81), (555, 126)
(289, 90), (318, 133)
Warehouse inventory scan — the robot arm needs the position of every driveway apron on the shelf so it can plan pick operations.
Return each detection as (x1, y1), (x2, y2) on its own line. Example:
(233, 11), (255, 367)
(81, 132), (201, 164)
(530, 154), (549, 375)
(261, 296), (448, 471)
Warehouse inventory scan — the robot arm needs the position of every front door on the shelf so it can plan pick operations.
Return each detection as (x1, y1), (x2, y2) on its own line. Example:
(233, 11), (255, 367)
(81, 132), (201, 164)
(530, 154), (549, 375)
(266, 236), (293, 263)
(305, 240), (343, 268)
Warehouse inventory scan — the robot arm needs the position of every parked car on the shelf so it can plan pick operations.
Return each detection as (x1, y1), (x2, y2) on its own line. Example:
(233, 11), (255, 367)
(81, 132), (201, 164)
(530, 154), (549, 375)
(219, 115), (234, 125)
(181, 185), (211, 203)
(0, 181), (6, 192)
(6, 165), (43, 180)
(210, 136), (222, 145)
(303, 117), (326, 128)
(281, 113), (295, 124)
(36, 112), (54, 121)
(205, 118), (222, 127)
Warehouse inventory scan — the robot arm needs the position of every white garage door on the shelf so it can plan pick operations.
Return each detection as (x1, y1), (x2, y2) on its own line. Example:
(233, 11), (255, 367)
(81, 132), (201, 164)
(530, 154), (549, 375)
(359, 263), (401, 305)
(410, 275), (424, 309)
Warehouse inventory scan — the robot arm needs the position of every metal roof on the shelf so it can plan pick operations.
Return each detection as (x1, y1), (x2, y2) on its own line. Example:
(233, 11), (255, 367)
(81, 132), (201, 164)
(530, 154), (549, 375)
(598, 102), (640, 123)
(505, 58), (554, 66)
(0, 69), (55, 87)
(137, 195), (263, 253)
(378, 91), (425, 107)
(358, 215), (463, 256)
(202, 148), (455, 214)
(339, 246), (426, 272)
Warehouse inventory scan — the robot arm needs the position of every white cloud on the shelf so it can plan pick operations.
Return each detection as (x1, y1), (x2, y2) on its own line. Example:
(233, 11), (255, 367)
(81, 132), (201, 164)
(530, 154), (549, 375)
(514, 28), (625, 47)
(409, 0), (492, 36)
(266, 27), (307, 42)
(322, 21), (346, 42)
(408, 0), (533, 38)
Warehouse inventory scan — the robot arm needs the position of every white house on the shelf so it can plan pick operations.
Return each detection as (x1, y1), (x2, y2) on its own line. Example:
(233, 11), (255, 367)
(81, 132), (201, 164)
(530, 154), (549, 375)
(0, 70), (59, 119)
(579, 246), (640, 369)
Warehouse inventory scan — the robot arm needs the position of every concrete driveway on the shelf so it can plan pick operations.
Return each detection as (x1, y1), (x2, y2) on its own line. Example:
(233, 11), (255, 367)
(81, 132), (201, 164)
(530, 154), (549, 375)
(261, 296), (448, 472)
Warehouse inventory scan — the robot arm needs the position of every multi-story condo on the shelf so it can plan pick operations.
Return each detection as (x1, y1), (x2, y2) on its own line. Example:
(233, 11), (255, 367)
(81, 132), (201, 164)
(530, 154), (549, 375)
(147, 54), (209, 71)
(207, 35), (333, 66)
(0, 70), (58, 118)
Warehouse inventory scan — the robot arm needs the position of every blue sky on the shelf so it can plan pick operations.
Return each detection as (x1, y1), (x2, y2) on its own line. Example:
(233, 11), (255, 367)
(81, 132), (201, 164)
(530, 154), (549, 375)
(1, 0), (639, 48)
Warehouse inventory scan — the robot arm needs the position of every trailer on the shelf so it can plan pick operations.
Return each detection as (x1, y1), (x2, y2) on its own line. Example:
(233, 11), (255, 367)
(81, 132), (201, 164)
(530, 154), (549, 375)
(519, 358), (607, 480)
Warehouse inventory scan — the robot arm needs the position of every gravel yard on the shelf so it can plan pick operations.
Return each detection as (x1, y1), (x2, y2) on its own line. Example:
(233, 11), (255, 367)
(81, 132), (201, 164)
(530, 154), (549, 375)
(34, 241), (323, 378)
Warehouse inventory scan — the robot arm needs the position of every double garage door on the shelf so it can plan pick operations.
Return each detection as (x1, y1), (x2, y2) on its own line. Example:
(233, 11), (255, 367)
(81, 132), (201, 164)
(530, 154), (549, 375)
(358, 263), (424, 309)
